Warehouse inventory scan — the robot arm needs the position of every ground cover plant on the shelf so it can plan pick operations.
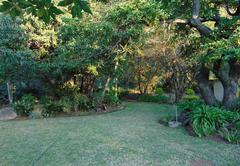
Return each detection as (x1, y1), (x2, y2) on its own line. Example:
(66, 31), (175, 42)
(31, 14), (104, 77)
(1, 102), (240, 165)
(177, 99), (240, 144)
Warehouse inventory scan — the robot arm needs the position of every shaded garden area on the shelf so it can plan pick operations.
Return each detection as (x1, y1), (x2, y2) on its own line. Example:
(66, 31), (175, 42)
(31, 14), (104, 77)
(0, 0), (240, 163)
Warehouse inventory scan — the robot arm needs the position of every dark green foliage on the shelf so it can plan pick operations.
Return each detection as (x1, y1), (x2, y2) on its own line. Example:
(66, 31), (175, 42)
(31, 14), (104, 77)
(105, 91), (120, 105)
(86, 100), (95, 109)
(91, 92), (103, 106)
(42, 101), (65, 117)
(138, 95), (160, 102)
(138, 94), (169, 103)
(12, 93), (35, 116)
(177, 100), (205, 113)
(61, 93), (87, 112)
(218, 129), (240, 144)
(183, 96), (200, 101)
(162, 116), (174, 123)
(158, 95), (169, 103)
(155, 88), (164, 95)
(0, 0), (92, 23)
(190, 105), (239, 137)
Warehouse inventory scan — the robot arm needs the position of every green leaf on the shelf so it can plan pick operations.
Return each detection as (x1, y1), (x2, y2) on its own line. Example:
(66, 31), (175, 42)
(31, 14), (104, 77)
(26, 6), (34, 14)
(0, 5), (6, 12)
(58, 1), (66, 6)
(49, 11), (56, 19)
(38, 7), (46, 17)
(73, 0), (80, 6)
(44, 0), (51, 6)
(2, 1), (12, 7)
(71, 6), (77, 18)
(0, 4), (10, 12)
(65, 0), (73, 5)
(76, 7), (82, 18)
(46, 3), (54, 8)
(49, 7), (64, 15)
(10, 7), (18, 19)
(18, 1), (33, 8)
(81, 1), (92, 14)
(43, 11), (50, 23)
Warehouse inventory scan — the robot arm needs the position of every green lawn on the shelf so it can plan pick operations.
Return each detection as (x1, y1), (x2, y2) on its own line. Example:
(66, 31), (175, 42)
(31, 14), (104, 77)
(0, 102), (239, 166)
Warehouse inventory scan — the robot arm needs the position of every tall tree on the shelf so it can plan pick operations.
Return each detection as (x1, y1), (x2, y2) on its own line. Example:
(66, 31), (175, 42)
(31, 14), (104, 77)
(158, 0), (240, 109)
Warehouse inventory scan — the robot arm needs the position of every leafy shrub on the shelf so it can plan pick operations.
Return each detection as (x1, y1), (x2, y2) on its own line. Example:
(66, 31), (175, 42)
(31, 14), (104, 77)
(86, 100), (95, 109)
(185, 89), (195, 95)
(190, 105), (237, 137)
(138, 95), (160, 102)
(155, 88), (164, 95)
(42, 101), (65, 117)
(12, 93), (35, 117)
(105, 91), (120, 105)
(183, 96), (199, 101)
(91, 92), (103, 106)
(158, 95), (169, 103)
(22, 93), (35, 102)
(138, 95), (169, 103)
(162, 116), (174, 123)
(61, 93), (87, 112)
(177, 100), (205, 113)
(218, 129), (240, 144)
(116, 87), (128, 99)
(29, 111), (43, 119)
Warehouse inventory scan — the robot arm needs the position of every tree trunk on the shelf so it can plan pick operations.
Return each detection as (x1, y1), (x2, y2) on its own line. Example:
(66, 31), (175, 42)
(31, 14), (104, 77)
(115, 77), (118, 97)
(89, 75), (96, 97)
(102, 75), (111, 97)
(74, 76), (78, 86)
(213, 60), (240, 109)
(223, 60), (240, 109)
(196, 65), (218, 106)
(7, 81), (13, 104)
(137, 57), (143, 94)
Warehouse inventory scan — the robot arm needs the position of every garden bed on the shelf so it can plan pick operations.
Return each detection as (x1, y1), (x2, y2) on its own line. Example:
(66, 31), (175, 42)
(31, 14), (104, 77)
(158, 119), (232, 144)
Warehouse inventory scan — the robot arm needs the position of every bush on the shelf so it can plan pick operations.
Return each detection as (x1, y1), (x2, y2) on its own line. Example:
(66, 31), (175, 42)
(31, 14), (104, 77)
(138, 94), (169, 103)
(61, 93), (87, 112)
(155, 88), (164, 95)
(177, 100), (205, 113)
(138, 95), (159, 102)
(190, 105), (238, 137)
(218, 129), (240, 144)
(42, 101), (65, 117)
(185, 89), (195, 95)
(91, 92), (103, 106)
(105, 91), (120, 105)
(29, 111), (43, 119)
(158, 95), (169, 103)
(183, 96), (199, 101)
(12, 93), (35, 117)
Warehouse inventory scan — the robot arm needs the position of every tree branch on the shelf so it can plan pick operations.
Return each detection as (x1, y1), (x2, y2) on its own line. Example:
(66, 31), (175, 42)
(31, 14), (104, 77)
(189, 0), (211, 37)
(225, 0), (240, 16)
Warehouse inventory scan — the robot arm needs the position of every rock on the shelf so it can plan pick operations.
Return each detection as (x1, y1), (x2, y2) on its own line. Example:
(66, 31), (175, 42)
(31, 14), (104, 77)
(168, 121), (182, 127)
(0, 108), (17, 120)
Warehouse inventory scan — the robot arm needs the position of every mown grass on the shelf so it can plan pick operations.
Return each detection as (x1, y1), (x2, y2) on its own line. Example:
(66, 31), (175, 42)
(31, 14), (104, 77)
(0, 102), (239, 166)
